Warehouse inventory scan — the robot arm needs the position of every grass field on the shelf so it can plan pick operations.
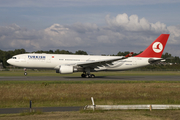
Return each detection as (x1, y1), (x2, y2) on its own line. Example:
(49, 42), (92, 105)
(1, 110), (180, 120)
(0, 70), (180, 119)
(0, 71), (180, 108)
(1, 82), (180, 108)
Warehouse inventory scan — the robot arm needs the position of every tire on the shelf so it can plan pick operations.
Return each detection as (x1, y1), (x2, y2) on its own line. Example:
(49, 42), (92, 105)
(91, 74), (95, 78)
(24, 72), (27, 76)
(86, 74), (90, 78)
(81, 74), (86, 78)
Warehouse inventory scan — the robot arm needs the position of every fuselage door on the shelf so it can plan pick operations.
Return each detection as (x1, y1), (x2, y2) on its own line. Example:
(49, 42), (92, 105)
(46, 56), (51, 63)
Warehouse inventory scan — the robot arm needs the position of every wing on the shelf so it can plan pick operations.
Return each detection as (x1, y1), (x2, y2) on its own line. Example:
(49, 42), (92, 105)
(70, 52), (134, 68)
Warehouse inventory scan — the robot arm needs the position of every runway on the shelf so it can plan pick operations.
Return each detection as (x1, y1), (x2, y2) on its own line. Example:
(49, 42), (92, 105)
(0, 75), (180, 81)
(0, 106), (82, 114)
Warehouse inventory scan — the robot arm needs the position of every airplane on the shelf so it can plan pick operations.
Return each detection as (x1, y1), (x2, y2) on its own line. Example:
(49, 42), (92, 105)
(7, 34), (170, 78)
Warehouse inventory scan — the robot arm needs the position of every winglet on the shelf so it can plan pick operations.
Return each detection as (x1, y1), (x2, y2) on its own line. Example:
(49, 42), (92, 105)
(125, 52), (134, 58)
(135, 34), (170, 58)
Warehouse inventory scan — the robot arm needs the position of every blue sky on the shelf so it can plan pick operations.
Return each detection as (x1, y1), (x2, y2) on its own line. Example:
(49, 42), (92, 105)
(1, 2), (179, 29)
(0, 0), (180, 56)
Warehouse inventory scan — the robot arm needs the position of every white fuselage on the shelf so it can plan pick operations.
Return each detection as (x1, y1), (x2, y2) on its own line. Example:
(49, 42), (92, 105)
(7, 53), (151, 72)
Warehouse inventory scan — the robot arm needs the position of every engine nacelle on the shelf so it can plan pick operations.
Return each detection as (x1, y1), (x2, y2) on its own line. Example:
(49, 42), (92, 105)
(59, 65), (74, 74)
(56, 65), (83, 74)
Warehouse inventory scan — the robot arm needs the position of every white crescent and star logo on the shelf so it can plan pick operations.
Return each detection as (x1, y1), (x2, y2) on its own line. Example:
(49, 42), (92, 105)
(152, 42), (163, 53)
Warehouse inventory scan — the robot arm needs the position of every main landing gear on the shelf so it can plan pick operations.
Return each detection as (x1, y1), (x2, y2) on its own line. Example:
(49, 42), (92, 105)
(24, 68), (27, 76)
(81, 72), (95, 78)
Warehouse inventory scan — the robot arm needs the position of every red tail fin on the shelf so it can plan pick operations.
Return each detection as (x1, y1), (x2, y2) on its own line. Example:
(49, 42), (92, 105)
(135, 34), (170, 58)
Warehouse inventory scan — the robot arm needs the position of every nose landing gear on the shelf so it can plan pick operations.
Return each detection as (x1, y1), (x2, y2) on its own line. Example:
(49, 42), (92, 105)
(24, 68), (27, 76)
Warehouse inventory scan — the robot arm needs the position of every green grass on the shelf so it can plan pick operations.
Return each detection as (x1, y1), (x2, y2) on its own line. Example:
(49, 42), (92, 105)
(0, 70), (180, 109)
(1, 110), (180, 120)
(1, 82), (180, 108)
(20, 109), (43, 116)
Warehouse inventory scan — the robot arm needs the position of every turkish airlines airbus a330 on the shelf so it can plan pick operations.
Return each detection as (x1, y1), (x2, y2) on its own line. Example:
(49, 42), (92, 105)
(7, 34), (170, 78)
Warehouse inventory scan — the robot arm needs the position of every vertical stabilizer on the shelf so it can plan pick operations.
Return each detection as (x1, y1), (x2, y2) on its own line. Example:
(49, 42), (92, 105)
(135, 34), (170, 58)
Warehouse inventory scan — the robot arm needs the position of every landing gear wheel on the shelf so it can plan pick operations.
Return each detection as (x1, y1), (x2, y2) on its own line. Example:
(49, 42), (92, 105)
(81, 71), (95, 78)
(86, 74), (90, 78)
(91, 74), (95, 78)
(24, 72), (27, 76)
(81, 74), (86, 78)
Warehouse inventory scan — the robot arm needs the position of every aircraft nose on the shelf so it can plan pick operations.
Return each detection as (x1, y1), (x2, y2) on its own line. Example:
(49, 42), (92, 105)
(7, 59), (11, 64)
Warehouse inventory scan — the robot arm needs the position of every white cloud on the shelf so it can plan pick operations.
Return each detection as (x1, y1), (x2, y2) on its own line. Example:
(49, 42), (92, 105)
(45, 24), (69, 36)
(106, 13), (168, 33)
(0, 13), (180, 56)
(167, 25), (180, 43)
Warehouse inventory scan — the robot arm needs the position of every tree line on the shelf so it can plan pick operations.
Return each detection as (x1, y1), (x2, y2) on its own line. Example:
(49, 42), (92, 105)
(0, 49), (88, 67)
(0, 49), (180, 69)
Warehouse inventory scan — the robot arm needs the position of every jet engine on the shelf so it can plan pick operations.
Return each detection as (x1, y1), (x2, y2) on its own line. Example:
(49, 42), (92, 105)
(56, 65), (83, 74)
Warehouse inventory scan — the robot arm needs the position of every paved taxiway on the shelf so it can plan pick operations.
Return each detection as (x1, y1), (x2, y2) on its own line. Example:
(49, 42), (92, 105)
(0, 75), (180, 81)
(0, 107), (82, 114)
(1, 75), (180, 114)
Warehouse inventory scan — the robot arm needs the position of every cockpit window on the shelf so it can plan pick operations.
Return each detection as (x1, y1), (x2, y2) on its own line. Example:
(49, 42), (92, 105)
(12, 57), (17, 59)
